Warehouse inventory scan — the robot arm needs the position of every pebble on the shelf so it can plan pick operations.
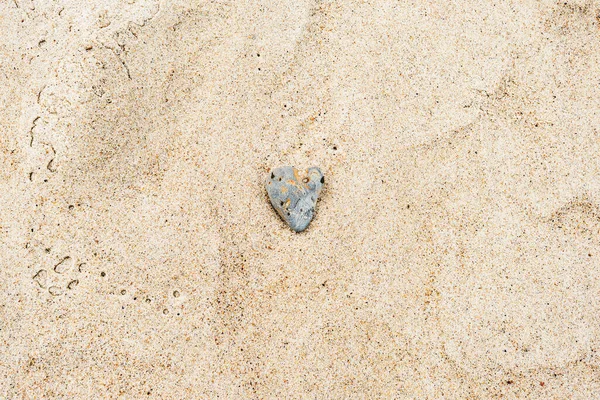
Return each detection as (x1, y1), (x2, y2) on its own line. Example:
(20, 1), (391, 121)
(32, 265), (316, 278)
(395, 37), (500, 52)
(266, 166), (324, 232)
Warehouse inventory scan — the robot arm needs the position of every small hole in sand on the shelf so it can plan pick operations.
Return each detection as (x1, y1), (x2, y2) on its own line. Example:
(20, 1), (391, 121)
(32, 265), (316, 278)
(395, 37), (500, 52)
(121, 289), (126, 295)
(173, 290), (180, 298)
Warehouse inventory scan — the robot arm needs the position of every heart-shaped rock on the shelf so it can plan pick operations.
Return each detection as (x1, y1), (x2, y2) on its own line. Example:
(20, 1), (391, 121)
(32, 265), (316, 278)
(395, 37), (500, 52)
(266, 166), (324, 232)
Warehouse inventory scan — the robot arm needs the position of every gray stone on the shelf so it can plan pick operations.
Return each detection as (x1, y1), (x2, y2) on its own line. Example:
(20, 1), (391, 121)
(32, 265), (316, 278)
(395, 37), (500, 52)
(266, 166), (324, 232)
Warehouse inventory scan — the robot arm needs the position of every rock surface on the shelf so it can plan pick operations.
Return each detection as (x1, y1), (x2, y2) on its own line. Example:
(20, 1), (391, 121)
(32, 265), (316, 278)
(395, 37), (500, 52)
(266, 166), (324, 232)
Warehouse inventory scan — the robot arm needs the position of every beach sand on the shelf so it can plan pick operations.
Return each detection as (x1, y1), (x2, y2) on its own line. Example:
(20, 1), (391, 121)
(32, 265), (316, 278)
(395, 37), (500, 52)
(1, 0), (600, 397)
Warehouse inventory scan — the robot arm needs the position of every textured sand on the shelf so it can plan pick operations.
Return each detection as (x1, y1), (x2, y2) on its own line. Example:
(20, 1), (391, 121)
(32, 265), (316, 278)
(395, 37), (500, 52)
(1, 0), (600, 398)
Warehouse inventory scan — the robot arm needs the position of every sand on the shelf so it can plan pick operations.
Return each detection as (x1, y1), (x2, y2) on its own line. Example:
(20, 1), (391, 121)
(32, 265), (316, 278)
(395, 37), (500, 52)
(1, 0), (600, 398)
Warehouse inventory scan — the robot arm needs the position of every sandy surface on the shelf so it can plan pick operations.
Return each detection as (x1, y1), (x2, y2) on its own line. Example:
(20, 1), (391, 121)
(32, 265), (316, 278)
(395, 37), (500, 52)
(1, 0), (600, 398)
